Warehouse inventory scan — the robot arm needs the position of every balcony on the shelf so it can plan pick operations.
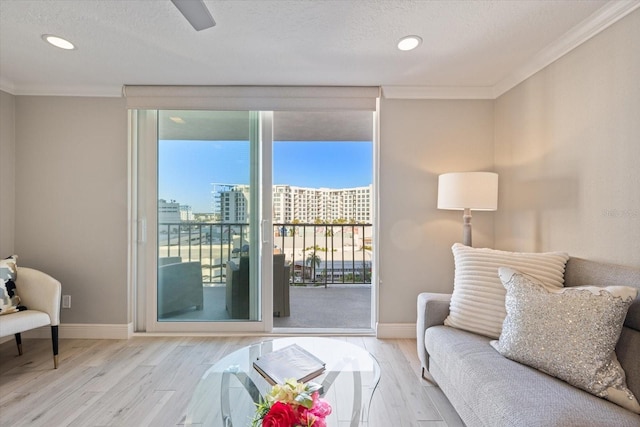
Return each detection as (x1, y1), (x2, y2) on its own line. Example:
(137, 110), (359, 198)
(158, 222), (373, 328)
(159, 222), (372, 286)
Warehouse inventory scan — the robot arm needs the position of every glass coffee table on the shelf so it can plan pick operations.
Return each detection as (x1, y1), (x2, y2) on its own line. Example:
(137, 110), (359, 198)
(185, 337), (381, 426)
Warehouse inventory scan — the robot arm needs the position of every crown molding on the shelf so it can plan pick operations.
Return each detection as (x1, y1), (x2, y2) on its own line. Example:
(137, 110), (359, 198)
(382, 86), (494, 100)
(493, 0), (640, 98)
(0, 83), (123, 97)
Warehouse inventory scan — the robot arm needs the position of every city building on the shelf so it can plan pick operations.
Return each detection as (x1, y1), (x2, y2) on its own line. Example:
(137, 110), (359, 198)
(179, 204), (193, 221)
(273, 185), (373, 223)
(158, 199), (192, 223)
(273, 185), (373, 224)
(158, 199), (181, 224)
(211, 183), (372, 224)
(212, 184), (251, 223)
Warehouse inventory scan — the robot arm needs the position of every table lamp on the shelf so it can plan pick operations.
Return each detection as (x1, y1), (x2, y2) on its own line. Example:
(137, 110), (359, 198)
(437, 172), (498, 247)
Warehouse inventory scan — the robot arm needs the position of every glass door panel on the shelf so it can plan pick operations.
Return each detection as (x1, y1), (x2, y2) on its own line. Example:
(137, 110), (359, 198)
(271, 111), (375, 331)
(156, 110), (261, 322)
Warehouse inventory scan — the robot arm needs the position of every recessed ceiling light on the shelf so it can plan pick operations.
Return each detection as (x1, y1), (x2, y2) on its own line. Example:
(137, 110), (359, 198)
(397, 35), (422, 51)
(42, 34), (76, 50)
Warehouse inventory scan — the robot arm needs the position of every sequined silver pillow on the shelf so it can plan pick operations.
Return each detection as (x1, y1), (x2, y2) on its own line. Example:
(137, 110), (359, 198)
(491, 267), (640, 414)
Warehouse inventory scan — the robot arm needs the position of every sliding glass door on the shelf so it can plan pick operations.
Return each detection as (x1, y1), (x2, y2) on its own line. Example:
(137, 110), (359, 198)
(127, 86), (379, 334)
(134, 110), (273, 333)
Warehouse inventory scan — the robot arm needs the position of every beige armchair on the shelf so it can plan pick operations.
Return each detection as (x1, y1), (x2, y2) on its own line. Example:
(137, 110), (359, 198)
(0, 267), (61, 368)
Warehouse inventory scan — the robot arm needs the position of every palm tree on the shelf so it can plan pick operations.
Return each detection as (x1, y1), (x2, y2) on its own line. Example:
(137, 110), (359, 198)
(306, 251), (321, 282)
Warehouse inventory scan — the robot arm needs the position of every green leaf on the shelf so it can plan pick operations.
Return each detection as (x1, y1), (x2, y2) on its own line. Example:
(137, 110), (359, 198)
(251, 396), (271, 426)
(294, 392), (314, 409)
(306, 382), (321, 393)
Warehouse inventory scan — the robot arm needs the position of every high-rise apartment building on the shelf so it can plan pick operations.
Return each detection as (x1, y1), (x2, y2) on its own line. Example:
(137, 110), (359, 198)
(212, 184), (251, 223)
(212, 184), (372, 224)
(273, 184), (373, 223)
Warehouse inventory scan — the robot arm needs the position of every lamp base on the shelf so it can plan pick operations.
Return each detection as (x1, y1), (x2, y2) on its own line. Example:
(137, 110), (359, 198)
(462, 208), (472, 247)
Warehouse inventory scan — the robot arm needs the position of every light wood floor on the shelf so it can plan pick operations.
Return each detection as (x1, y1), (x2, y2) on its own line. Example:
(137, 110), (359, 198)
(0, 336), (464, 427)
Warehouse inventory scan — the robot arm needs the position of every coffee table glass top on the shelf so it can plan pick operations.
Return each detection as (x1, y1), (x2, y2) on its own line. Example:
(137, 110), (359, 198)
(185, 337), (381, 427)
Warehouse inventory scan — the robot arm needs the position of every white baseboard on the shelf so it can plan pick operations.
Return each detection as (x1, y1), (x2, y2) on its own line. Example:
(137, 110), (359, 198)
(4, 322), (414, 340)
(13, 323), (134, 340)
(376, 322), (415, 338)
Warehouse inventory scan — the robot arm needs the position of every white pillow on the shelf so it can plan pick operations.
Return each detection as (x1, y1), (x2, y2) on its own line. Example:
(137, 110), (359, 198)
(491, 267), (640, 413)
(444, 243), (569, 338)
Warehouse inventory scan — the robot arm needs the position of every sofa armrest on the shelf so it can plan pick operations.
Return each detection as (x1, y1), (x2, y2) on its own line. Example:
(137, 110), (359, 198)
(16, 267), (62, 326)
(416, 292), (451, 374)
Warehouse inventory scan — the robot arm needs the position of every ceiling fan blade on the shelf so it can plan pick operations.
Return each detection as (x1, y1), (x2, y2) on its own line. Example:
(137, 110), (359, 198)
(171, 0), (216, 31)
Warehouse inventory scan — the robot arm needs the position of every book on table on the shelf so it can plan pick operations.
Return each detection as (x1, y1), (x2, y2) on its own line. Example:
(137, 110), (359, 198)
(253, 343), (326, 386)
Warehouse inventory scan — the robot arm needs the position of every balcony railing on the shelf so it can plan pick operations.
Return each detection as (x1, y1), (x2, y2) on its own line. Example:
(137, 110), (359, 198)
(274, 223), (372, 286)
(158, 222), (372, 286)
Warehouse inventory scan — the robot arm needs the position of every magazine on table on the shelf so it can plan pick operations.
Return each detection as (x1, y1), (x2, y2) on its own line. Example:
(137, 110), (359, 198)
(253, 343), (326, 386)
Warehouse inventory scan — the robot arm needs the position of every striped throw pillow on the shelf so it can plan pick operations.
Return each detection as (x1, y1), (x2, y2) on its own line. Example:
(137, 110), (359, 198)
(444, 243), (569, 338)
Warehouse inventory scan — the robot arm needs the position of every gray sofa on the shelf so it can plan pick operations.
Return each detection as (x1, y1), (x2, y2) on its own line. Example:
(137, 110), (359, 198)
(417, 257), (640, 426)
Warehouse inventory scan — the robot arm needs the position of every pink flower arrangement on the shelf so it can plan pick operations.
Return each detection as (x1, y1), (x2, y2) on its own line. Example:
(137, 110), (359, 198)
(252, 379), (332, 427)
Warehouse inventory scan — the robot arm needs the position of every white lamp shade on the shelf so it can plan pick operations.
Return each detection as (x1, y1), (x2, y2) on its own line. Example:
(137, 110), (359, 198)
(437, 172), (498, 211)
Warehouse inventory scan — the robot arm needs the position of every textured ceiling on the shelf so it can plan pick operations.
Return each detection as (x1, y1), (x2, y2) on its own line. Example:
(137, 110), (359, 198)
(0, 0), (630, 96)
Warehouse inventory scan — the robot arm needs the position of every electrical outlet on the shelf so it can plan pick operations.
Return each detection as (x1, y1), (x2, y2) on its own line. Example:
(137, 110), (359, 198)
(62, 295), (71, 309)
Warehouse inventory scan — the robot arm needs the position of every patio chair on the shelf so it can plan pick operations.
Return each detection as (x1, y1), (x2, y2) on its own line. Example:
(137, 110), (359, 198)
(225, 255), (291, 319)
(157, 261), (204, 317)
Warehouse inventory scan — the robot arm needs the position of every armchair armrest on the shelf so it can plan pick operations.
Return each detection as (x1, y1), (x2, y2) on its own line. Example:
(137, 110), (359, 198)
(16, 267), (62, 326)
(416, 292), (451, 374)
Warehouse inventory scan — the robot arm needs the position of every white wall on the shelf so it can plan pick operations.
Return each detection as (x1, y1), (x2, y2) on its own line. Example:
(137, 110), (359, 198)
(494, 8), (640, 268)
(9, 95), (495, 330)
(15, 96), (128, 324)
(378, 99), (495, 325)
(0, 90), (16, 256)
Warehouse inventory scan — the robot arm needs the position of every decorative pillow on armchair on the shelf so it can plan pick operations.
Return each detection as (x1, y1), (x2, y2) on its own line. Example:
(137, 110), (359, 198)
(491, 267), (640, 413)
(0, 255), (18, 281)
(0, 256), (27, 315)
(0, 278), (27, 315)
(444, 244), (569, 338)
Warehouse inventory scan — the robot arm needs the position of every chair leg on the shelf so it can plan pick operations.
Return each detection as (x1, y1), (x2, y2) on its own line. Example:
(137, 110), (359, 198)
(51, 325), (59, 369)
(14, 333), (23, 356)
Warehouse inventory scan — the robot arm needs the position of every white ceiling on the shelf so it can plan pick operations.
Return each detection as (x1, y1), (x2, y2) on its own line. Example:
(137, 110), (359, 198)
(0, 0), (637, 98)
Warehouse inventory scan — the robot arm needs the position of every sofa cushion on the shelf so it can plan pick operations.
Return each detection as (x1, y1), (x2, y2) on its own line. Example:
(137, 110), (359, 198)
(425, 325), (640, 426)
(492, 268), (639, 413)
(444, 243), (569, 338)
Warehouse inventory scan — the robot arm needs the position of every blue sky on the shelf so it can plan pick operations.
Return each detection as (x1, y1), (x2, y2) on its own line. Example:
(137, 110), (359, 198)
(159, 140), (372, 213)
